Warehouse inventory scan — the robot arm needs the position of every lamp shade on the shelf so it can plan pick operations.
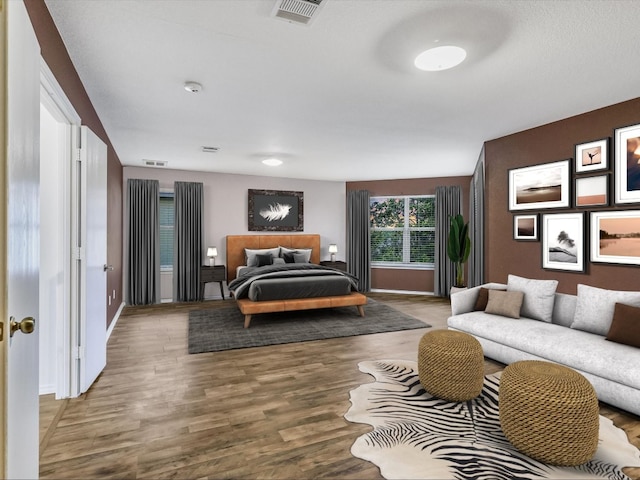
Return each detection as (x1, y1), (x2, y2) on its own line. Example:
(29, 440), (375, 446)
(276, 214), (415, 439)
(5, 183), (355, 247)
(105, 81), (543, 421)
(328, 244), (338, 253)
(207, 247), (218, 257)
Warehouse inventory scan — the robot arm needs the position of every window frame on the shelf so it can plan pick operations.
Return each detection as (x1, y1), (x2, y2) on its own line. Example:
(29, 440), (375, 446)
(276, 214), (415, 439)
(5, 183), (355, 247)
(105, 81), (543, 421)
(159, 189), (175, 272)
(370, 194), (435, 270)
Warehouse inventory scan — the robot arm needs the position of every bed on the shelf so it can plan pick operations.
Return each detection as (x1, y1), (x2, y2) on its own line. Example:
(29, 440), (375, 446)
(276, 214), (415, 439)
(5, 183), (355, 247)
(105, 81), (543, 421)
(226, 234), (366, 328)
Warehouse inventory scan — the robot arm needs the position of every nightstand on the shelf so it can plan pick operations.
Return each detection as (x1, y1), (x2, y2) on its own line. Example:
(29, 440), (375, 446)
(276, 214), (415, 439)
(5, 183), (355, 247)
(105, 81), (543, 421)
(320, 260), (347, 272)
(200, 265), (226, 300)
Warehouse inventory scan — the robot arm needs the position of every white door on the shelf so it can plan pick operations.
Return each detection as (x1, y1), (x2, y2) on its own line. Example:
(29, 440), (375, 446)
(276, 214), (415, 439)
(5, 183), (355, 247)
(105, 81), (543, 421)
(2, 0), (41, 478)
(79, 126), (107, 393)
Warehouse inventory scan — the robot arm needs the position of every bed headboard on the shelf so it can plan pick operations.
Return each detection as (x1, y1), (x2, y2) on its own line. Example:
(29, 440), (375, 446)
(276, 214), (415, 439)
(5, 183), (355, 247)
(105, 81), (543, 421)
(226, 234), (321, 282)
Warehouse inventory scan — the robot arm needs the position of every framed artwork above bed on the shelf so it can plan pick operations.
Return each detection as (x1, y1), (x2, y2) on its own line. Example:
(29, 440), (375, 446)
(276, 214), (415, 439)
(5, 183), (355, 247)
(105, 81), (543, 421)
(248, 189), (304, 231)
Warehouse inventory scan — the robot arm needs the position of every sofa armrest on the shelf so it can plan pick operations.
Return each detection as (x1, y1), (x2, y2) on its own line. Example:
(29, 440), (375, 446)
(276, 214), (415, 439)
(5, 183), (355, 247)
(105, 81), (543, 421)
(450, 282), (508, 315)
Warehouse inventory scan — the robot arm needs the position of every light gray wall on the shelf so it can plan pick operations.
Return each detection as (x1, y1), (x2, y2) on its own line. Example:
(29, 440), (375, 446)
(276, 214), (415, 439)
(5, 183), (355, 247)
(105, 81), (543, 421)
(123, 167), (347, 300)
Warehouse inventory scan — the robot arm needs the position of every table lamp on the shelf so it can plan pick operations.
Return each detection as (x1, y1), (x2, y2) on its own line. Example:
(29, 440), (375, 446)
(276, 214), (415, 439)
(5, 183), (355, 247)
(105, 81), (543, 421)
(207, 246), (218, 266)
(329, 244), (338, 262)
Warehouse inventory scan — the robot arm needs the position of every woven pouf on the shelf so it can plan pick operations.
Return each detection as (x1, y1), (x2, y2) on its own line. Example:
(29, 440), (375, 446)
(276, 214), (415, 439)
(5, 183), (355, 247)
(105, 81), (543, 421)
(418, 330), (484, 402)
(499, 360), (599, 466)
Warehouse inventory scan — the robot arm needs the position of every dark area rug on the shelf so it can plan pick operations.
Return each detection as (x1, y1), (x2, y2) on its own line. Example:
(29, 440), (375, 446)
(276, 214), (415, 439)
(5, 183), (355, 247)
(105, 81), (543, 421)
(188, 301), (430, 354)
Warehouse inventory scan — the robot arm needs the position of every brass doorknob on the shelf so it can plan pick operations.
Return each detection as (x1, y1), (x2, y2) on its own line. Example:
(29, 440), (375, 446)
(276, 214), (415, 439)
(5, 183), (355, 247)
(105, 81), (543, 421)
(10, 316), (36, 337)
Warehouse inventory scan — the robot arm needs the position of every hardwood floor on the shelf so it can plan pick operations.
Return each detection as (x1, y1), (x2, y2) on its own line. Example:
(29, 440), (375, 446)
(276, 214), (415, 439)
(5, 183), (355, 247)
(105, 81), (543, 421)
(39, 293), (640, 479)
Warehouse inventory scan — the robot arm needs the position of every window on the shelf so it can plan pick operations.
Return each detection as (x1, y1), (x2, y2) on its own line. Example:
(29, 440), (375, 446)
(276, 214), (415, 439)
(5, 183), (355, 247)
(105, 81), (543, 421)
(159, 192), (174, 270)
(370, 195), (435, 267)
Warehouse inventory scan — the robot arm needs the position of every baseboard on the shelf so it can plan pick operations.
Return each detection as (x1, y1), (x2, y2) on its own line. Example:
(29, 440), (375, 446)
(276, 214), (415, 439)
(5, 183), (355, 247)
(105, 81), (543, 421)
(107, 302), (125, 342)
(39, 384), (56, 395)
(371, 289), (435, 296)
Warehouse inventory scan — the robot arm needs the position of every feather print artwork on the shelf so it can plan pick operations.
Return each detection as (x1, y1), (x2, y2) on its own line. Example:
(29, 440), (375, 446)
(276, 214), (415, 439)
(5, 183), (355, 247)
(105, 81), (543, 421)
(259, 202), (292, 221)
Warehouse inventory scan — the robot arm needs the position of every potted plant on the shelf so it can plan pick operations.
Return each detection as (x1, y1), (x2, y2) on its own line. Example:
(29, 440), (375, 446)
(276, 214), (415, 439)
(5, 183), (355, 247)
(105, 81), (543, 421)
(447, 214), (471, 288)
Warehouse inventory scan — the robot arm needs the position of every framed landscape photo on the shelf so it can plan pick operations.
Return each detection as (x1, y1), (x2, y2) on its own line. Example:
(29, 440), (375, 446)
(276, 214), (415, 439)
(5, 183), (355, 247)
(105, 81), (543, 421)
(513, 214), (539, 241)
(590, 210), (640, 266)
(509, 159), (571, 211)
(541, 212), (585, 272)
(248, 189), (304, 231)
(575, 174), (609, 208)
(575, 138), (609, 173)
(614, 123), (640, 204)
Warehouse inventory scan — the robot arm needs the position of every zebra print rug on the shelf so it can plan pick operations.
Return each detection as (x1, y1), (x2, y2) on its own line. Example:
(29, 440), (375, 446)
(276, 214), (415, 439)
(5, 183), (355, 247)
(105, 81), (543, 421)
(345, 360), (640, 480)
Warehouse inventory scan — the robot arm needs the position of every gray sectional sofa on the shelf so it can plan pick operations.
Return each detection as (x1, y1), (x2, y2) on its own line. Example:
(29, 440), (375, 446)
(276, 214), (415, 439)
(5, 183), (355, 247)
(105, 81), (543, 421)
(447, 275), (640, 417)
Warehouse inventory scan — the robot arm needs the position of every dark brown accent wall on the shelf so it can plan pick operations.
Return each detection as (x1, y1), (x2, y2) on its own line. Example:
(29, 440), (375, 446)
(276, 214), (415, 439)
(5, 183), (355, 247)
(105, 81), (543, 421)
(347, 176), (471, 293)
(484, 97), (640, 295)
(25, 1), (124, 327)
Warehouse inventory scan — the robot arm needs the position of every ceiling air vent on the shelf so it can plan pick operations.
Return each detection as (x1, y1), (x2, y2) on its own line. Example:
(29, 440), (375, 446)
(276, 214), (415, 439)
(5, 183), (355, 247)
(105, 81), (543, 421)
(143, 160), (167, 167)
(271, 0), (324, 25)
(202, 146), (220, 153)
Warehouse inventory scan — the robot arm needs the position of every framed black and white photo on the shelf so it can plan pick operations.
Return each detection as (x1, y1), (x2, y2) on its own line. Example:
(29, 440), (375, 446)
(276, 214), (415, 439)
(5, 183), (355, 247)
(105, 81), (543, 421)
(575, 174), (609, 208)
(509, 160), (571, 211)
(513, 214), (539, 241)
(590, 210), (640, 266)
(575, 138), (609, 173)
(614, 123), (640, 204)
(542, 212), (585, 272)
(248, 189), (303, 231)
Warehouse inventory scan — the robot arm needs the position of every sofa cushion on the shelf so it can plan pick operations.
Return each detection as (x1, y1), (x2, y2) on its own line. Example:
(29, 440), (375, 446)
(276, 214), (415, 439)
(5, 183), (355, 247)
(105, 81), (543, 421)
(484, 290), (523, 319)
(606, 302), (640, 348)
(474, 287), (507, 311)
(507, 274), (558, 322)
(448, 312), (640, 391)
(571, 284), (640, 336)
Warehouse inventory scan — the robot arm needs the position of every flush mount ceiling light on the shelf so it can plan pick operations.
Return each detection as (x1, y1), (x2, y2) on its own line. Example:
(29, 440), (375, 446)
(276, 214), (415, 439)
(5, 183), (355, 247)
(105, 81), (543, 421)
(184, 81), (203, 93)
(262, 158), (283, 166)
(414, 45), (467, 71)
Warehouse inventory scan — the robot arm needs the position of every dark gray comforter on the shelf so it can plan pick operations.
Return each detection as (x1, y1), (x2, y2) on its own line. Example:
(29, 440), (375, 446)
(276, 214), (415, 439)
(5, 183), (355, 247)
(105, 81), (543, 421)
(228, 263), (360, 301)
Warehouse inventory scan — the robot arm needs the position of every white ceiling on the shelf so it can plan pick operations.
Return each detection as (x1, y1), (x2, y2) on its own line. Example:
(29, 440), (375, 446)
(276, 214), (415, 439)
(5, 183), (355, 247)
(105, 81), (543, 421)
(45, 0), (640, 182)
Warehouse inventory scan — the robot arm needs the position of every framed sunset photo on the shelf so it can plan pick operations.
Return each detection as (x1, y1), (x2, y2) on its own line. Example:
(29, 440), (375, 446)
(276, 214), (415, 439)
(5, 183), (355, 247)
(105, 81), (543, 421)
(509, 160), (571, 211)
(614, 123), (640, 204)
(513, 214), (539, 241)
(590, 210), (640, 266)
(575, 174), (609, 208)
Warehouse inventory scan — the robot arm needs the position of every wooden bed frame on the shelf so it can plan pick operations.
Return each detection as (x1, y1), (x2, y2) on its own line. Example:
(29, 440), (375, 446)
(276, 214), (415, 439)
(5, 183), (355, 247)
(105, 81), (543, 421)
(226, 234), (366, 328)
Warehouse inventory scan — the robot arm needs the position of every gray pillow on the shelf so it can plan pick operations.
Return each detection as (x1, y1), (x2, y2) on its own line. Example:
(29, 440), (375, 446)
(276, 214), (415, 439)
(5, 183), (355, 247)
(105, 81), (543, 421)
(280, 246), (312, 263)
(507, 274), (558, 322)
(571, 284), (640, 336)
(245, 247), (280, 267)
(485, 290), (524, 319)
(293, 252), (308, 263)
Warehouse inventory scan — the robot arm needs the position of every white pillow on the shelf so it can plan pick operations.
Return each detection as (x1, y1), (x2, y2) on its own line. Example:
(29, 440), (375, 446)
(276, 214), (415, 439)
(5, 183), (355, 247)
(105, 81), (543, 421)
(245, 247), (280, 267)
(571, 284), (640, 336)
(279, 246), (312, 263)
(506, 274), (558, 322)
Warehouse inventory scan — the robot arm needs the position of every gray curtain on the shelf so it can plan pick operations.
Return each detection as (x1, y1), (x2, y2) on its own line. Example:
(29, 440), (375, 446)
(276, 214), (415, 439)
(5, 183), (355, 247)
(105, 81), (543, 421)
(434, 185), (462, 297)
(469, 151), (485, 287)
(173, 181), (203, 302)
(347, 190), (371, 292)
(127, 179), (160, 305)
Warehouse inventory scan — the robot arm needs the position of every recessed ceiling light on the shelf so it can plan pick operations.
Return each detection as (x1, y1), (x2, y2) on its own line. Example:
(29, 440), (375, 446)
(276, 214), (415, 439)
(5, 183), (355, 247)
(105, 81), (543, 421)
(262, 158), (283, 166)
(414, 46), (467, 71)
(184, 81), (203, 93)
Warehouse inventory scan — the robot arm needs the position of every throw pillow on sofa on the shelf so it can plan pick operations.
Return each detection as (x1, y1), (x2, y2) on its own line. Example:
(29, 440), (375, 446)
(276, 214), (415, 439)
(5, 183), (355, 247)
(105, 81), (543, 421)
(474, 287), (507, 311)
(506, 274), (558, 322)
(484, 290), (524, 319)
(606, 303), (640, 348)
(572, 284), (640, 336)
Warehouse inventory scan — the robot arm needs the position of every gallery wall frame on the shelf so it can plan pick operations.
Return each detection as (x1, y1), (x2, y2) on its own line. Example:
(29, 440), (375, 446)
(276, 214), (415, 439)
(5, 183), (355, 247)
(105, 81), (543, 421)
(575, 137), (609, 174)
(248, 189), (304, 232)
(541, 212), (585, 272)
(590, 210), (640, 266)
(575, 173), (610, 208)
(614, 123), (640, 204)
(509, 159), (571, 211)
(513, 214), (539, 241)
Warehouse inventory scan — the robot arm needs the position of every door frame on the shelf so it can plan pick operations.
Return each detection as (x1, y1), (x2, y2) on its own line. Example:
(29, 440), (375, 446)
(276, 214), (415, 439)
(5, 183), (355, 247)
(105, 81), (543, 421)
(1, 0), (9, 473)
(40, 60), (81, 399)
